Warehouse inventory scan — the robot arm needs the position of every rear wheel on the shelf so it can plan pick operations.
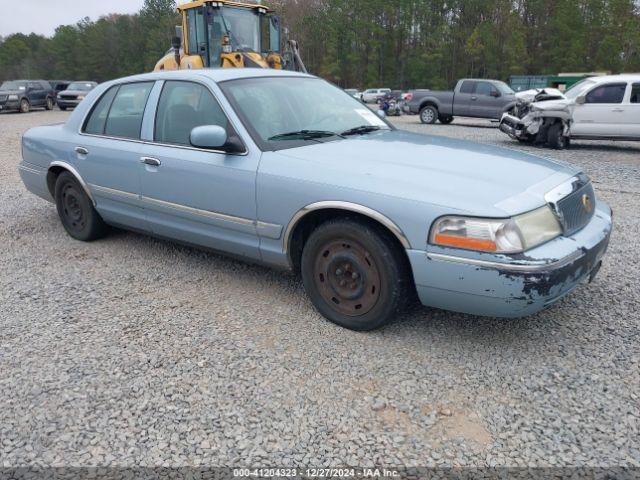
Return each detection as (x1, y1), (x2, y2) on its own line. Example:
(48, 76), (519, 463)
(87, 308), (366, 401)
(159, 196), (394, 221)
(55, 172), (108, 241)
(547, 122), (569, 149)
(439, 115), (453, 124)
(45, 97), (54, 110)
(19, 99), (30, 113)
(419, 105), (438, 124)
(301, 218), (412, 331)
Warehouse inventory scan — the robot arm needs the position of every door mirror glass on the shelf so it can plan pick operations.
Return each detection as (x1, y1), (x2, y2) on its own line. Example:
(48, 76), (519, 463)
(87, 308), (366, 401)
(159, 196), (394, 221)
(490, 90), (500, 98)
(575, 95), (586, 105)
(190, 125), (228, 149)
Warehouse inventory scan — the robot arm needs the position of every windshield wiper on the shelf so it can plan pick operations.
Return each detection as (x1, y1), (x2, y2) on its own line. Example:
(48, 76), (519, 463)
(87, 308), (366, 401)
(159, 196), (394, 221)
(268, 130), (342, 141)
(341, 125), (383, 136)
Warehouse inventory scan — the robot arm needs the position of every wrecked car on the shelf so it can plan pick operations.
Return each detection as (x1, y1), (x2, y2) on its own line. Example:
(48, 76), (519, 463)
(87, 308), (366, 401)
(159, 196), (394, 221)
(500, 75), (640, 149)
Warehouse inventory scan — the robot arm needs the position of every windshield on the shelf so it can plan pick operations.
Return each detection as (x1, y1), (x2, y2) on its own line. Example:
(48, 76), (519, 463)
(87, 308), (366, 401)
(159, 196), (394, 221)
(220, 77), (391, 150)
(220, 6), (260, 52)
(564, 78), (596, 99)
(495, 81), (515, 94)
(67, 82), (94, 91)
(0, 81), (26, 91)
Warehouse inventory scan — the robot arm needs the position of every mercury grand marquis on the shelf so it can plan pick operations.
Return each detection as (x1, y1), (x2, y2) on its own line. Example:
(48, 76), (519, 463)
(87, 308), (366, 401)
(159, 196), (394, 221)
(18, 69), (612, 331)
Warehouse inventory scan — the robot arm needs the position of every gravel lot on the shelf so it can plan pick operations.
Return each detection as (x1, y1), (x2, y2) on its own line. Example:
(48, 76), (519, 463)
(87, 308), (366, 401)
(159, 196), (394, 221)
(1, 110), (639, 469)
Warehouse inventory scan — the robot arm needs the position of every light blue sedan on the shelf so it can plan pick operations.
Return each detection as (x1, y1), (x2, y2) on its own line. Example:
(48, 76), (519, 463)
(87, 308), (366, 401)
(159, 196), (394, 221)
(18, 69), (612, 331)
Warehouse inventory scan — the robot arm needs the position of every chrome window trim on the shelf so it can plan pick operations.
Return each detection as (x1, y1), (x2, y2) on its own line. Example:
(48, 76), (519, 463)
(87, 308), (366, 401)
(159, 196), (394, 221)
(77, 78), (250, 156)
(283, 201), (412, 260)
(428, 250), (584, 273)
(49, 161), (96, 206)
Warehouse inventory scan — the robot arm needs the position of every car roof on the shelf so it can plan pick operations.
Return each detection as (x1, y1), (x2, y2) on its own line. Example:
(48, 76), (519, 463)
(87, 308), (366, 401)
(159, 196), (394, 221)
(585, 74), (640, 83)
(108, 68), (316, 85)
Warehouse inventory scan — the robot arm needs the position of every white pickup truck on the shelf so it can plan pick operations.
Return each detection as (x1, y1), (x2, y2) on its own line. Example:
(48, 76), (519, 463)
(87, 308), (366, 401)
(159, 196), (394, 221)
(500, 74), (640, 149)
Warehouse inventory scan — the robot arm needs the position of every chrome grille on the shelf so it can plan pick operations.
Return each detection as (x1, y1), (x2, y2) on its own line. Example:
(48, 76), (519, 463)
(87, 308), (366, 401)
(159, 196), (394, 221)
(60, 94), (78, 100)
(546, 174), (595, 236)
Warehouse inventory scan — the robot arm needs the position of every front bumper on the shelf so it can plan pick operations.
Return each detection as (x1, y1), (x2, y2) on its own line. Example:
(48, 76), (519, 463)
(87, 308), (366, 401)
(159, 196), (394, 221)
(499, 113), (529, 139)
(56, 99), (81, 108)
(407, 200), (612, 318)
(0, 100), (19, 111)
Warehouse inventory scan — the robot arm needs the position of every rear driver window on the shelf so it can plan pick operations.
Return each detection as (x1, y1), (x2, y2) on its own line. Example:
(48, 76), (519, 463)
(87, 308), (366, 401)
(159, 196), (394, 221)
(84, 86), (118, 135)
(460, 81), (475, 94)
(105, 82), (153, 139)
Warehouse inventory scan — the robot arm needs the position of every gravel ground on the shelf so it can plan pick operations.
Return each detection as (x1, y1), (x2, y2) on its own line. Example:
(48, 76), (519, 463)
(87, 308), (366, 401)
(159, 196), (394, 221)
(1, 110), (639, 470)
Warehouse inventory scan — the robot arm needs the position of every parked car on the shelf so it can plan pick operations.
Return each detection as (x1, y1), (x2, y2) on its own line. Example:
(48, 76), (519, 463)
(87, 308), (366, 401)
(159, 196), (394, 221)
(18, 69), (612, 331)
(407, 79), (517, 124)
(344, 88), (360, 99)
(56, 81), (98, 110)
(500, 74), (640, 149)
(48, 80), (72, 99)
(0, 80), (55, 113)
(361, 88), (391, 103)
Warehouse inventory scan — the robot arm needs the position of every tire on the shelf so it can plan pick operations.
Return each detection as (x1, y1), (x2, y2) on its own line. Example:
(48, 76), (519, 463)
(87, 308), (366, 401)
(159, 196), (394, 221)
(59, 106), (67, 111)
(439, 115), (453, 124)
(300, 218), (412, 331)
(19, 98), (30, 113)
(547, 122), (569, 149)
(55, 172), (108, 241)
(419, 105), (438, 124)
(45, 97), (54, 110)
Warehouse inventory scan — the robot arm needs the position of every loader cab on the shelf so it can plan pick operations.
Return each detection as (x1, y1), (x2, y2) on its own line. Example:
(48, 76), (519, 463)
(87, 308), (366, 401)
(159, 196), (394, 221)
(181, 1), (281, 69)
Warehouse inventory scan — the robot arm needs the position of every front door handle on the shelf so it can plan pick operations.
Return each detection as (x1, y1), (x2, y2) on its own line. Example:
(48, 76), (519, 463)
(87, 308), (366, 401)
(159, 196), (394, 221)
(471, 96), (478, 101)
(612, 108), (624, 112)
(75, 146), (89, 155)
(141, 157), (161, 167)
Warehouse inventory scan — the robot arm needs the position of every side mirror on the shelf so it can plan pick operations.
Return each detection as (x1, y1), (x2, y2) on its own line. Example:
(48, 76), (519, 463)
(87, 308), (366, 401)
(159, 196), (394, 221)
(190, 125), (228, 149)
(490, 90), (501, 97)
(171, 36), (181, 50)
(576, 95), (586, 104)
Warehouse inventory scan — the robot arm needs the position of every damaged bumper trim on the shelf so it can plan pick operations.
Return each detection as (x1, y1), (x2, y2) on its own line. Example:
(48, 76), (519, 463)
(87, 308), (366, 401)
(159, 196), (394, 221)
(427, 250), (583, 273)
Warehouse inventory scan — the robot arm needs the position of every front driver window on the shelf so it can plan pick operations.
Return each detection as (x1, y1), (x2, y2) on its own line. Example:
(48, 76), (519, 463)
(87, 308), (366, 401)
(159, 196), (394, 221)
(154, 81), (228, 146)
(586, 83), (627, 104)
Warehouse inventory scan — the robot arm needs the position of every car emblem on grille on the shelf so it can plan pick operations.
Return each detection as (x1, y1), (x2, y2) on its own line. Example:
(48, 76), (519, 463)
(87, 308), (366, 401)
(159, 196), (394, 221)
(582, 194), (593, 213)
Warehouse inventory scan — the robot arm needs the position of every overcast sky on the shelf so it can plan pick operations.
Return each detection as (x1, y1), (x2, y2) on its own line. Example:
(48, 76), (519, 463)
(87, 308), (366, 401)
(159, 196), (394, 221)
(0, 0), (147, 37)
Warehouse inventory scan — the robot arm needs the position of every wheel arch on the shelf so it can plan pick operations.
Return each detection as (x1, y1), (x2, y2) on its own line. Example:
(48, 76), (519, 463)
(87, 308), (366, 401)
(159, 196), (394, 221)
(46, 161), (95, 205)
(419, 99), (439, 111)
(284, 201), (412, 271)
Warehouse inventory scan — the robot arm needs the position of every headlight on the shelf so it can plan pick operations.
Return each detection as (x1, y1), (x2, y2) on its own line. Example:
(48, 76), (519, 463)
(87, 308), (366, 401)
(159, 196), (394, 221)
(8, 94), (18, 101)
(430, 206), (561, 254)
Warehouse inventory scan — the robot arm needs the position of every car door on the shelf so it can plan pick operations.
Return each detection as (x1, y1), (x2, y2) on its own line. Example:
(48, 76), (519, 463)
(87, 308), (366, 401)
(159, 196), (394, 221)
(571, 82), (627, 136)
(138, 79), (261, 261)
(76, 82), (154, 230)
(469, 81), (502, 118)
(28, 81), (45, 106)
(453, 80), (475, 117)
(617, 82), (640, 137)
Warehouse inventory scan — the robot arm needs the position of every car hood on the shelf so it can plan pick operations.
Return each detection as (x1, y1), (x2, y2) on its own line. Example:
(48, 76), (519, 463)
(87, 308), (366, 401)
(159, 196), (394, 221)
(275, 130), (578, 216)
(58, 89), (88, 96)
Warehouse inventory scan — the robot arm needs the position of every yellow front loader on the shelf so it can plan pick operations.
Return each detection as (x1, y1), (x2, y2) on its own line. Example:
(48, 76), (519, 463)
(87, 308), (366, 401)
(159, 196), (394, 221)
(154, 0), (307, 73)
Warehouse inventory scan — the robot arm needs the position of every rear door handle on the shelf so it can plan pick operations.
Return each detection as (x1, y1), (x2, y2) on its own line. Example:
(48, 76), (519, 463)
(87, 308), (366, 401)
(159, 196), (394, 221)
(75, 146), (89, 155)
(471, 96), (478, 101)
(140, 156), (161, 167)
(612, 108), (624, 112)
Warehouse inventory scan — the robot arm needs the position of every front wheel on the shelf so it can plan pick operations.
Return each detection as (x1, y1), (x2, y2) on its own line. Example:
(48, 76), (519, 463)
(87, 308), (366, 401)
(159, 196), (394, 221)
(45, 97), (54, 110)
(301, 218), (412, 331)
(19, 99), (30, 113)
(439, 115), (453, 124)
(547, 122), (569, 149)
(419, 105), (438, 124)
(55, 172), (108, 241)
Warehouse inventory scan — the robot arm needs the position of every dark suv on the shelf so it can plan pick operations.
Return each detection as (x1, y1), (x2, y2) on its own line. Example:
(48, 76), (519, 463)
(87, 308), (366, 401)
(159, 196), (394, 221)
(0, 80), (56, 113)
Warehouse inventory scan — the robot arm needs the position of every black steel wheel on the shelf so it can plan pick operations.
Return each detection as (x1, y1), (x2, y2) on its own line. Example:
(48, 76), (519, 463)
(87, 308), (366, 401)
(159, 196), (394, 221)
(438, 115), (453, 124)
(19, 99), (30, 113)
(301, 218), (412, 331)
(55, 172), (108, 241)
(547, 122), (569, 150)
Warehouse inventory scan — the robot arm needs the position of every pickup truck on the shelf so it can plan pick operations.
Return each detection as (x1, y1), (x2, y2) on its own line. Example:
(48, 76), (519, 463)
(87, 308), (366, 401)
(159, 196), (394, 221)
(500, 74), (640, 149)
(407, 79), (517, 124)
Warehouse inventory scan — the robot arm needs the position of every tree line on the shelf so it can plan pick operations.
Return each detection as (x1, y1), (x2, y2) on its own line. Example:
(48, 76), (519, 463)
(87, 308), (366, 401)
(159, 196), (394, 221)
(1, 0), (639, 90)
